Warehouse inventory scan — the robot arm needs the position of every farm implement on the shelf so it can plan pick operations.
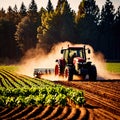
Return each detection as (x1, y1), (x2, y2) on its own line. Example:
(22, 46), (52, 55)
(33, 68), (54, 78)
(34, 45), (97, 81)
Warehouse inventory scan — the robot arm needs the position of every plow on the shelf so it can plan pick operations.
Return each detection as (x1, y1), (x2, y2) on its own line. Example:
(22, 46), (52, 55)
(33, 68), (54, 78)
(34, 45), (97, 81)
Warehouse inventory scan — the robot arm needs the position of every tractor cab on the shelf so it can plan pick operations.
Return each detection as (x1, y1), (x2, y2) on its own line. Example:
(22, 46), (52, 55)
(61, 47), (87, 64)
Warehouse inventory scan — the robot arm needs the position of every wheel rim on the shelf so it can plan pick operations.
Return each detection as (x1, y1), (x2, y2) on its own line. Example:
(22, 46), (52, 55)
(55, 65), (61, 76)
(55, 65), (58, 76)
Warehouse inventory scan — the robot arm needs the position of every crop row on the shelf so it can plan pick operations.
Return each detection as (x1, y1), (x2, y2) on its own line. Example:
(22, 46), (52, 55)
(0, 66), (85, 107)
(0, 69), (54, 88)
(0, 85), (85, 107)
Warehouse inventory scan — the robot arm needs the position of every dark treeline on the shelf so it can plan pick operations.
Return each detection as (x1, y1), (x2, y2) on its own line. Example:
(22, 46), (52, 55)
(0, 0), (120, 62)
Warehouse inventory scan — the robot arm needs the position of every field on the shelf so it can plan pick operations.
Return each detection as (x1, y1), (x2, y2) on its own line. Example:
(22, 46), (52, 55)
(106, 62), (120, 73)
(0, 64), (120, 120)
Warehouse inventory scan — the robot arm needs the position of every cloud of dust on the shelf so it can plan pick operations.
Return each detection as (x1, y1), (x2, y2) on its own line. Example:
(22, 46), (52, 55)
(89, 50), (120, 80)
(17, 41), (70, 78)
(17, 41), (120, 80)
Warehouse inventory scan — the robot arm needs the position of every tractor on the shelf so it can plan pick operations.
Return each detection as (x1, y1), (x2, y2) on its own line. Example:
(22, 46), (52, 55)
(54, 45), (97, 80)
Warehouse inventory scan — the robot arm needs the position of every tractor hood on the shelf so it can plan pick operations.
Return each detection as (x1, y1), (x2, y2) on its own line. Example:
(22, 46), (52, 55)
(73, 57), (85, 64)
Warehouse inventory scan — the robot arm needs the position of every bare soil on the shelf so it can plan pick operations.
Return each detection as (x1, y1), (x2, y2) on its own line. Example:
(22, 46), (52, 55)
(0, 105), (87, 120)
(54, 79), (120, 120)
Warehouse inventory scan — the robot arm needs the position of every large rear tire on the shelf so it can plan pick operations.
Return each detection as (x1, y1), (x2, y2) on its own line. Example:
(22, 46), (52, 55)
(89, 65), (97, 80)
(64, 66), (73, 81)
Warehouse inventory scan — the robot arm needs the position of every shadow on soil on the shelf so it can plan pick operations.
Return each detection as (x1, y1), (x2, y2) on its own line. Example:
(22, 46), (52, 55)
(85, 104), (100, 109)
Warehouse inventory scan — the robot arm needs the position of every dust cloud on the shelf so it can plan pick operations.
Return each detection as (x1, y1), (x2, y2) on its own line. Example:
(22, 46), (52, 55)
(90, 51), (120, 80)
(17, 41), (120, 80)
(17, 42), (69, 78)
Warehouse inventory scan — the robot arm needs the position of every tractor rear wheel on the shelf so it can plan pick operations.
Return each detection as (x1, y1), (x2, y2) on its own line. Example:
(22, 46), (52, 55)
(64, 66), (73, 81)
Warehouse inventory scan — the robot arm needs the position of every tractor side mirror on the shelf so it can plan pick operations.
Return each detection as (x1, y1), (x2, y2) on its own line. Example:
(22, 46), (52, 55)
(61, 49), (63, 54)
(88, 49), (91, 54)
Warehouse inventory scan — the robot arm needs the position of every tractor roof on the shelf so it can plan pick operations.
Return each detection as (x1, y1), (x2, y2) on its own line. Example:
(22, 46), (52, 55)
(62, 46), (84, 50)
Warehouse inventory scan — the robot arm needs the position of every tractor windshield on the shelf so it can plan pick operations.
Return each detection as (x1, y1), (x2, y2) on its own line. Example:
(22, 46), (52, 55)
(63, 48), (85, 64)
(69, 49), (84, 58)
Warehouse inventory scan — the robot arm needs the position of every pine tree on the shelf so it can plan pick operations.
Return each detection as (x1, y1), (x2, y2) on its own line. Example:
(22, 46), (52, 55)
(56, 0), (65, 11)
(84, 0), (99, 14)
(28, 0), (39, 23)
(84, 0), (100, 24)
(76, 0), (100, 46)
(28, 0), (37, 14)
(0, 8), (6, 19)
(6, 6), (14, 21)
(76, 0), (85, 22)
(46, 0), (54, 13)
(115, 6), (120, 24)
(6, 6), (19, 24)
(100, 0), (115, 29)
(13, 4), (18, 13)
(19, 2), (27, 18)
(98, 0), (115, 59)
(13, 5), (20, 24)
(59, 0), (76, 42)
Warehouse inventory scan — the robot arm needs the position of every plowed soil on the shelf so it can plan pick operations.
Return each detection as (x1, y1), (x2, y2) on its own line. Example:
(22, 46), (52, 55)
(54, 80), (120, 120)
(0, 105), (87, 120)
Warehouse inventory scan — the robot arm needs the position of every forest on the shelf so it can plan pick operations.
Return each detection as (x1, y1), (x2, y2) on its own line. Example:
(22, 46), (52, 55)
(0, 0), (120, 62)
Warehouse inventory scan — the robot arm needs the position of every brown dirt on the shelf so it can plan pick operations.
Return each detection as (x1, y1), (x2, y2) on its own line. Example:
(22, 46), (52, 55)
(0, 105), (86, 120)
(54, 80), (120, 120)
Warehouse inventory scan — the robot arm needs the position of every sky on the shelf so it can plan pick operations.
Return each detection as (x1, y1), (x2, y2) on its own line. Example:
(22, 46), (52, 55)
(0, 0), (120, 13)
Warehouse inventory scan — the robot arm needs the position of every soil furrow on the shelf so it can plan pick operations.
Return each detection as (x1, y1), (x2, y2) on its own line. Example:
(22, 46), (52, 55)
(7, 105), (33, 119)
(64, 107), (79, 120)
(21, 105), (43, 119)
(43, 105), (61, 120)
(94, 108), (120, 120)
(0, 107), (11, 116)
(54, 106), (69, 120)
(30, 105), (52, 120)
(83, 81), (120, 94)
(0, 105), (22, 119)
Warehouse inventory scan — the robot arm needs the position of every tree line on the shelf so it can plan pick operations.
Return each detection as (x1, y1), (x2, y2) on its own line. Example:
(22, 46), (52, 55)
(0, 0), (120, 62)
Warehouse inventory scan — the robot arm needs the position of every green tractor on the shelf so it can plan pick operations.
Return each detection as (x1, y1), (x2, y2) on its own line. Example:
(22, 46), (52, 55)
(55, 45), (97, 81)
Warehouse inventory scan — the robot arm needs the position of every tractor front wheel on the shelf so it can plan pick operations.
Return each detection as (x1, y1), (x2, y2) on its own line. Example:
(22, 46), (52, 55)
(89, 65), (97, 80)
(64, 66), (73, 81)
